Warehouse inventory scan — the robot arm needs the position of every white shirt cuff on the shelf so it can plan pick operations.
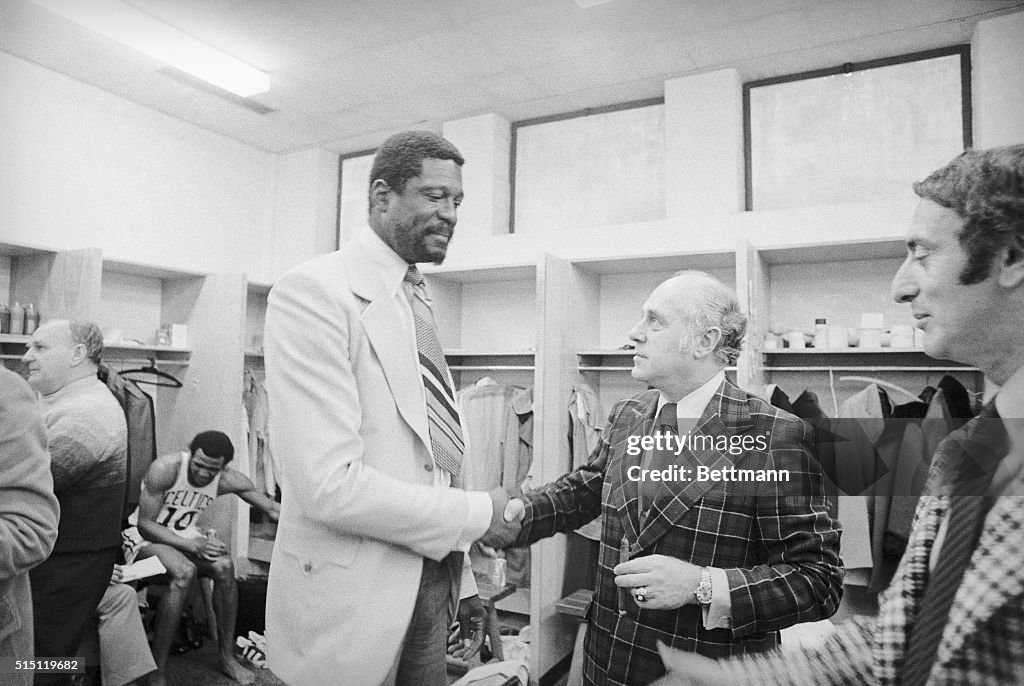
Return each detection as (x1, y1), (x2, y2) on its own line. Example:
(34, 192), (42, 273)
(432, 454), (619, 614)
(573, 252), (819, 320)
(455, 490), (494, 551)
(701, 567), (733, 629)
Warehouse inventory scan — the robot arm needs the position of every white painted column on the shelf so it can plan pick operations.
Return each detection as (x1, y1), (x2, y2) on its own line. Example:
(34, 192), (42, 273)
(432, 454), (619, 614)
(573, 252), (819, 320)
(972, 11), (1024, 148)
(664, 69), (744, 217)
(442, 113), (512, 238)
(267, 148), (339, 279)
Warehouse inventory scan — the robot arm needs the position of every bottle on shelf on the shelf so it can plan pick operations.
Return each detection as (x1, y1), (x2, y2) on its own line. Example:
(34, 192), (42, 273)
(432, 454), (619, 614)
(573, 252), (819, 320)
(0, 302), (9, 334)
(24, 303), (39, 335)
(9, 302), (24, 335)
(813, 318), (828, 349)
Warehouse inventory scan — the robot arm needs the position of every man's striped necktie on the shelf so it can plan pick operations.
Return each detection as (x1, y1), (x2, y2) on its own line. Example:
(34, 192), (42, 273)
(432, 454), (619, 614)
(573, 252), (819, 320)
(404, 265), (464, 479)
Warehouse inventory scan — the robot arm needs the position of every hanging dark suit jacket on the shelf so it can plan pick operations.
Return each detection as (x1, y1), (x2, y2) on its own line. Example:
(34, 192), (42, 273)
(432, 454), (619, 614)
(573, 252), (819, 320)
(98, 366), (156, 520)
(516, 378), (843, 686)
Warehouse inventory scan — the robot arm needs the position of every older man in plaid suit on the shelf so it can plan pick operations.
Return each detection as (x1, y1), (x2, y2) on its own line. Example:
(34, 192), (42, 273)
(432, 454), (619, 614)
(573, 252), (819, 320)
(484, 271), (843, 686)
(651, 146), (1024, 686)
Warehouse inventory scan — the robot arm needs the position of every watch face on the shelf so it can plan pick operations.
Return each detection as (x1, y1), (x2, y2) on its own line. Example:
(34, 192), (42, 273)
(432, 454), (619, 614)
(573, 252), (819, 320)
(696, 585), (713, 604)
(695, 569), (713, 604)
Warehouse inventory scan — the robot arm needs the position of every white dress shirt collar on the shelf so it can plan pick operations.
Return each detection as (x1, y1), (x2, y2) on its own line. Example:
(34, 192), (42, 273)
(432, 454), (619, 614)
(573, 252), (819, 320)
(992, 363), (1024, 495)
(657, 370), (726, 420)
(995, 364), (1024, 420)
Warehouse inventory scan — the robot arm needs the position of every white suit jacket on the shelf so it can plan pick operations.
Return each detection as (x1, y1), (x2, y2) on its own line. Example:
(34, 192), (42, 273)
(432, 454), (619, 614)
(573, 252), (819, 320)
(264, 230), (486, 686)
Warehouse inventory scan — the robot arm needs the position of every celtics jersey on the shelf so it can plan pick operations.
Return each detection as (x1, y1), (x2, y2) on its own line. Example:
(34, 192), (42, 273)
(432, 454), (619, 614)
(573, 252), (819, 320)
(153, 451), (221, 538)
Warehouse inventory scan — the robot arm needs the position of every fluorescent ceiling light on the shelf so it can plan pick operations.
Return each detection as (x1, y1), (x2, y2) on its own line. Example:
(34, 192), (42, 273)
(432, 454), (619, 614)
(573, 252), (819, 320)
(574, 0), (618, 7)
(30, 0), (270, 97)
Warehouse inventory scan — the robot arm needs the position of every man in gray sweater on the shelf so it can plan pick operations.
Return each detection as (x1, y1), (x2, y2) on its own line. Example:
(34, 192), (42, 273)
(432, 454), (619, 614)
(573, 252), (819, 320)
(23, 319), (127, 685)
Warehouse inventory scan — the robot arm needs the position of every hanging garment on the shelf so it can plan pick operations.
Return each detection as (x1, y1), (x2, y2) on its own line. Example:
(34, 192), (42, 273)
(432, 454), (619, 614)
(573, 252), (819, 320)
(508, 386), (534, 589)
(763, 384), (795, 415)
(98, 364), (156, 521)
(569, 384), (604, 542)
(875, 376), (975, 589)
(837, 381), (968, 592)
(792, 388), (877, 577)
(569, 384), (604, 470)
(510, 386), (534, 492)
(457, 380), (525, 492)
(791, 389), (825, 420)
(800, 385), (887, 585)
(457, 379), (534, 588)
(243, 368), (277, 498)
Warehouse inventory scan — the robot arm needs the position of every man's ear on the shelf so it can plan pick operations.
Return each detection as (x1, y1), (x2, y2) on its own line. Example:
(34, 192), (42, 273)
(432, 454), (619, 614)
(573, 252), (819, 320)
(694, 326), (723, 360)
(68, 343), (87, 367)
(369, 179), (391, 214)
(997, 234), (1024, 289)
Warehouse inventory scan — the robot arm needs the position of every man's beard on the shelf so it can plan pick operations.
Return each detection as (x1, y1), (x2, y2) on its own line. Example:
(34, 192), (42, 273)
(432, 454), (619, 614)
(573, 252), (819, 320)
(396, 221), (451, 265)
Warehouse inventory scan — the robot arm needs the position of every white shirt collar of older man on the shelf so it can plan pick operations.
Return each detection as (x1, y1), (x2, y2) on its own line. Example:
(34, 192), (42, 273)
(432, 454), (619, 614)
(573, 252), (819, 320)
(657, 370), (726, 421)
(357, 225), (412, 299)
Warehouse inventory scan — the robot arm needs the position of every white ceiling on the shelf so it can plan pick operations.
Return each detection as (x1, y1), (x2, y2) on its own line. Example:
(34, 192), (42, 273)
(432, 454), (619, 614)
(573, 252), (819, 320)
(2, 0), (1022, 154)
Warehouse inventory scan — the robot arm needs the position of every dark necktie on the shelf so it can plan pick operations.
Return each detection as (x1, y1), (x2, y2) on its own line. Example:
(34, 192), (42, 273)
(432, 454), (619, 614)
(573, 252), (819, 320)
(403, 266), (464, 479)
(900, 403), (1004, 686)
(640, 403), (678, 510)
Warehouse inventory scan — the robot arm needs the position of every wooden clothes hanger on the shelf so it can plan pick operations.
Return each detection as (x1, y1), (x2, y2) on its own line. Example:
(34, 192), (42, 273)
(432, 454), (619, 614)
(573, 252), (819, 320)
(119, 357), (183, 388)
(838, 375), (919, 403)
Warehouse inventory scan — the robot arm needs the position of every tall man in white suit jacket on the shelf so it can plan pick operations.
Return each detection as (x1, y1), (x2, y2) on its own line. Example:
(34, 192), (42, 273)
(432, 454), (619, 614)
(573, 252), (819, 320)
(264, 131), (513, 686)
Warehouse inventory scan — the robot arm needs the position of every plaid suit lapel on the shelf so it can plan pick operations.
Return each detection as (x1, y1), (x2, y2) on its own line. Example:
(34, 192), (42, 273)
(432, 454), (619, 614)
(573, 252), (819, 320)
(873, 417), (988, 683)
(609, 392), (659, 546)
(636, 379), (753, 551)
(873, 494), (946, 682)
(940, 486), (1024, 661)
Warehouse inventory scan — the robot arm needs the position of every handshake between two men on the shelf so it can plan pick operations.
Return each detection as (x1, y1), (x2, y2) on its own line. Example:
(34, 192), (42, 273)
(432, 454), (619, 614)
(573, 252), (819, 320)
(481, 488), (527, 549)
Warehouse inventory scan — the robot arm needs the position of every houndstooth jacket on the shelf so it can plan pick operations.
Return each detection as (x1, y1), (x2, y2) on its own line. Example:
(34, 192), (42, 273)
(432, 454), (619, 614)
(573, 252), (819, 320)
(665, 407), (1024, 686)
(517, 378), (843, 686)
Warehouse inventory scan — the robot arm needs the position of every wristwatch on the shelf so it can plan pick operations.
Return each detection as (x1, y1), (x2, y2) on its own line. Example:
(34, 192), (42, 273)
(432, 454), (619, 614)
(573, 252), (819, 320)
(694, 567), (713, 605)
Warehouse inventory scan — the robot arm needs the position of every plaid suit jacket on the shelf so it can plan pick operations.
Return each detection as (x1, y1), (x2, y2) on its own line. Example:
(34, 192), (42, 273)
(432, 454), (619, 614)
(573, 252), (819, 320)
(668, 407), (1024, 685)
(519, 378), (843, 686)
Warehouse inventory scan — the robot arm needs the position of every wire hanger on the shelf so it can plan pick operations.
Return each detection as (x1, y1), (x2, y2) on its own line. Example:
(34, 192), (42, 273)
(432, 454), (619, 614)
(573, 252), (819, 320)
(838, 375), (918, 403)
(119, 357), (183, 388)
(828, 368), (839, 417)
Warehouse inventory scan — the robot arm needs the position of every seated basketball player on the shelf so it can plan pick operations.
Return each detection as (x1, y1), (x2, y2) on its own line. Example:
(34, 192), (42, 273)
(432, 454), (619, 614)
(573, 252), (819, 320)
(132, 430), (279, 686)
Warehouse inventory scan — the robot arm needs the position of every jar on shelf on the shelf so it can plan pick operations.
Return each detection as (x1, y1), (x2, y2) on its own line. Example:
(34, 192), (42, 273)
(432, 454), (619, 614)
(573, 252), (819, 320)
(857, 313), (884, 349)
(0, 303), (9, 334)
(24, 303), (39, 335)
(827, 325), (849, 349)
(9, 302), (24, 335)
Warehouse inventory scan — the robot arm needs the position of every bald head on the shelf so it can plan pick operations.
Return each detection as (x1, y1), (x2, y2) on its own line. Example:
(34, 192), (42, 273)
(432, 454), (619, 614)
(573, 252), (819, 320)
(665, 271), (746, 366)
(22, 318), (103, 395)
(629, 271), (746, 398)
